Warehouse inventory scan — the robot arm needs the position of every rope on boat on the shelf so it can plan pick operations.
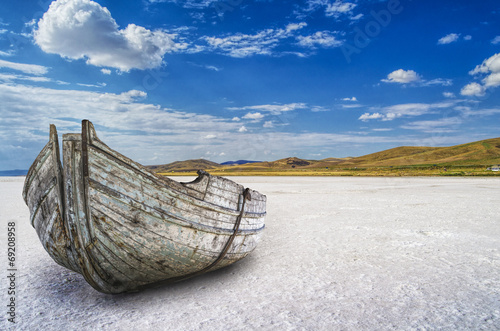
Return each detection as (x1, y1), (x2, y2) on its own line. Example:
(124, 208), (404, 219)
(201, 187), (252, 272)
(137, 187), (252, 291)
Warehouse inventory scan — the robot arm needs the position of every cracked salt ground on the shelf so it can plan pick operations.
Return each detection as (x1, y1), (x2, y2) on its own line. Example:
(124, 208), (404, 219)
(1, 176), (499, 330)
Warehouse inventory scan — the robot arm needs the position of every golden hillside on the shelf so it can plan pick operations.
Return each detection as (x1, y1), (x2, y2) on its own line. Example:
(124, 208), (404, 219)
(149, 137), (500, 175)
(342, 137), (500, 167)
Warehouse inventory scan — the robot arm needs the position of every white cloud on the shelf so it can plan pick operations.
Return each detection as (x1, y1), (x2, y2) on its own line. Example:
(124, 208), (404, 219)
(204, 134), (217, 139)
(359, 102), (455, 122)
(263, 121), (274, 128)
(232, 117), (241, 121)
(342, 97), (357, 101)
(359, 112), (384, 121)
(0, 73), (50, 83)
(297, 31), (342, 48)
(205, 65), (221, 71)
(301, 1), (357, 19)
(372, 128), (392, 132)
(350, 13), (363, 21)
(460, 82), (486, 97)
(422, 78), (452, 86)
(34, 0), (185, 71)
(462, 53), (500, 96)
(204, 31), (277, 58)
(341, 104), (362, 109)
(469, 53), (500, 75)
(203, 23), (312, 58)
(77, 82), (107, 88)
(325, 1), (357, 18)
(311, 106), (330, 111)
(0, 49), (16, 57)
(286, 22), (307, 33)
(483, 72), (500, 88)
(228, 103), (308, 115)
(101, 68), (111, 75)
(437, 33), (460, 45)
(242, 112), (265, 121)
(443, 92), (455, 98)
(382, 69), (421, 84)
(238, 126), (248, 132)
(0, 59), (49, 75)
(382, 69), (451, 86)
(463, 35), (472, 41)
(491, 36), (500, 45)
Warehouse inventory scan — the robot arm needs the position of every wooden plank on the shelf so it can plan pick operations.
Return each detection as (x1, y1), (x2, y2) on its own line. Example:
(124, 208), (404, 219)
(87, 150), (265, 230)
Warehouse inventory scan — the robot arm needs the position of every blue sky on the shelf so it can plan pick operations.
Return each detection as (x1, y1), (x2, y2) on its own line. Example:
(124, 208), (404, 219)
(1, 0), (500, 170)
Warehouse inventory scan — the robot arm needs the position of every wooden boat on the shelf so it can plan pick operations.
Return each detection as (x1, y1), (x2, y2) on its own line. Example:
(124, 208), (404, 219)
(23, 120), (266, 294)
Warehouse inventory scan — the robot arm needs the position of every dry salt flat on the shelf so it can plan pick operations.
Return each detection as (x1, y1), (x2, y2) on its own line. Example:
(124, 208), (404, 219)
(1, 176), (499, 330)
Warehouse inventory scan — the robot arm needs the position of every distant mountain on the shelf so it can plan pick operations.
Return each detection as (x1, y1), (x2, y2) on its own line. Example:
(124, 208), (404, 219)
(148, 159), (219, 173)
(220, 160), (261, 166)
(0, 169), (28, 176)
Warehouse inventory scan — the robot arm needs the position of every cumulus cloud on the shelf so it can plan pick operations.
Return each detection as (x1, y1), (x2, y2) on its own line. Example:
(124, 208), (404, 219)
(437, 33), (459, 45)
(359, 112), (384, 121)
(443, 92), (455, 98)
(382, 69), (421, 84)
(469, 53), (500, 76)
(462, 53), (500, 96)
(460, 82), (486, 97)
(382, 69), (451, 86)
(34, 0), (185, 71)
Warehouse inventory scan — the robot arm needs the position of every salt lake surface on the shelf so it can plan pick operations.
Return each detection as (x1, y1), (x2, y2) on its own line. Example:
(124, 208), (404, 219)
(1, 176), (499, 330)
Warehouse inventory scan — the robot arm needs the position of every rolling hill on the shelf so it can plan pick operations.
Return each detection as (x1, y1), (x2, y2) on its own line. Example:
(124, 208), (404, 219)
(147, 137), (500, 175)
(341, 137), (500, 167)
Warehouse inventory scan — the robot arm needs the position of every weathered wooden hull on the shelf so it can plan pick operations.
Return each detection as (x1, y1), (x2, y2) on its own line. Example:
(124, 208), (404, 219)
(23, 120), (266, 294)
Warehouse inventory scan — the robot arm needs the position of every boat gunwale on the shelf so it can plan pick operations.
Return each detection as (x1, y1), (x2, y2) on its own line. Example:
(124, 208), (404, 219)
(22, 128), (57, 203)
